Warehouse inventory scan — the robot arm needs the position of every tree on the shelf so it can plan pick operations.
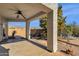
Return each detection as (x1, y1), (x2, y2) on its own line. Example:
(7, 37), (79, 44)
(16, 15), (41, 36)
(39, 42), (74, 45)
(58, 5), (67, 37)
(71, 21), (79, 36)
(39, 4), (69, 39)
(39, 5), (67, 39)
(39, 16), (48, 39)
(66, 24), (73, 35)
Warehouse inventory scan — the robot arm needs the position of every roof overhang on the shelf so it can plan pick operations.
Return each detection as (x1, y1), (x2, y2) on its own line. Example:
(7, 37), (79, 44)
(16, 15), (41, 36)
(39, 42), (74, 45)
(0, 3), (52, 22)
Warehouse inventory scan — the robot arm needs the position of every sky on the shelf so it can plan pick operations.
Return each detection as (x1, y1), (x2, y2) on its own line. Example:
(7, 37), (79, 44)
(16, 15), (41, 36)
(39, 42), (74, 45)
(61, 3), (79, 25)
(8, 18), (40, 28)
(9, 3), (79, 28)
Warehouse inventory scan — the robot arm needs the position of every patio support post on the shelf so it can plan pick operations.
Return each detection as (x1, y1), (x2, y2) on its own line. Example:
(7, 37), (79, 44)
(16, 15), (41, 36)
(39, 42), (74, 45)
(4, 21), (8, 36)
(26, 21), (30, 39)
(47, 8), (57, 52)
(0, 17), (3, 42)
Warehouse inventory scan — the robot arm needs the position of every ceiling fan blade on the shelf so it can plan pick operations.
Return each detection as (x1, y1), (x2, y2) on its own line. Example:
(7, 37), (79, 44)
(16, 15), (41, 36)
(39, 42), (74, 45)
(8, 6), (26, 20)
(9, 8), (18, 11)
(14, 6), (22, 11)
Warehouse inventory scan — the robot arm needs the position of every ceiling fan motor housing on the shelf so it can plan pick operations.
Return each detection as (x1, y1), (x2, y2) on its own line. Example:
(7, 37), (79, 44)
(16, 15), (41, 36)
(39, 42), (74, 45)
(16, 10), (22, 14)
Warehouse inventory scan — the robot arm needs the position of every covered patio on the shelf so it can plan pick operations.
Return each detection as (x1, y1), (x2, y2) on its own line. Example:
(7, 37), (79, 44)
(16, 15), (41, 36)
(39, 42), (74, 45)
(0, 39), (64, 56)
(0, 3), (58, 55)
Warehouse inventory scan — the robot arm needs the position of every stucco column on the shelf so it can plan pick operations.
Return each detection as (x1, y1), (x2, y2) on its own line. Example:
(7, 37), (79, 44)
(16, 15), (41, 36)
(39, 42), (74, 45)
(4, 21), (8, 36)
(47, 10), (57, 52)
(0, 17), (3, 42)
(26, 21), (30, 39)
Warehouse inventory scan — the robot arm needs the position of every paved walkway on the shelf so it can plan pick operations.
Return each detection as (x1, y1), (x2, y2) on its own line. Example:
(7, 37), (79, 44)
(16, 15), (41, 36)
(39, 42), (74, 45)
(0, 39), (64, 56)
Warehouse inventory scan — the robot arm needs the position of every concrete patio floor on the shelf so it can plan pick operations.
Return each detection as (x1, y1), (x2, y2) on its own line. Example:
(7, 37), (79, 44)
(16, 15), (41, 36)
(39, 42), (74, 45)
(0, 39), (64, 56)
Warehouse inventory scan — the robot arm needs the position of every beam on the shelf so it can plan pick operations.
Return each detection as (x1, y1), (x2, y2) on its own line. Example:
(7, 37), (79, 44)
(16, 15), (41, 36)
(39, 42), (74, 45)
(21, 13), (27, 21)
(27, 11), (46, 22)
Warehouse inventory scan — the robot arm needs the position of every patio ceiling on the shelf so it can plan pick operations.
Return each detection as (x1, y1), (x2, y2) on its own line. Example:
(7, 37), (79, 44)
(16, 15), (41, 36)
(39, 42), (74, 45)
(0, 3), (52, 21)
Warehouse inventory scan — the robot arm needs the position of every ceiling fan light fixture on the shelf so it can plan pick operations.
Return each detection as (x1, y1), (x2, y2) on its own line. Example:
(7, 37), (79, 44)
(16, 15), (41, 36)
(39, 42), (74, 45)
(16, 14), (19, 19)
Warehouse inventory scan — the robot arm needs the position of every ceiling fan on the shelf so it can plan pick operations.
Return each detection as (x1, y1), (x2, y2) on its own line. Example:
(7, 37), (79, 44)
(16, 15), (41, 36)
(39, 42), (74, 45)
(9, 7), (27, 21)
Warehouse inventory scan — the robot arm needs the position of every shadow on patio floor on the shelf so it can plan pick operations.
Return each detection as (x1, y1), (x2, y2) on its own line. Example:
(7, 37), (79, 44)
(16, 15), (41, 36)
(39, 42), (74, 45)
(26, 39), (51, 52)
(0, 35), (26, 44)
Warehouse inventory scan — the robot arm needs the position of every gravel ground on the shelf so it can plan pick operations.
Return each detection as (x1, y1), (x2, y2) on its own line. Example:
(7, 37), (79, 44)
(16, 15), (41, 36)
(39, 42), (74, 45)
(58, 39), (79, 56)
